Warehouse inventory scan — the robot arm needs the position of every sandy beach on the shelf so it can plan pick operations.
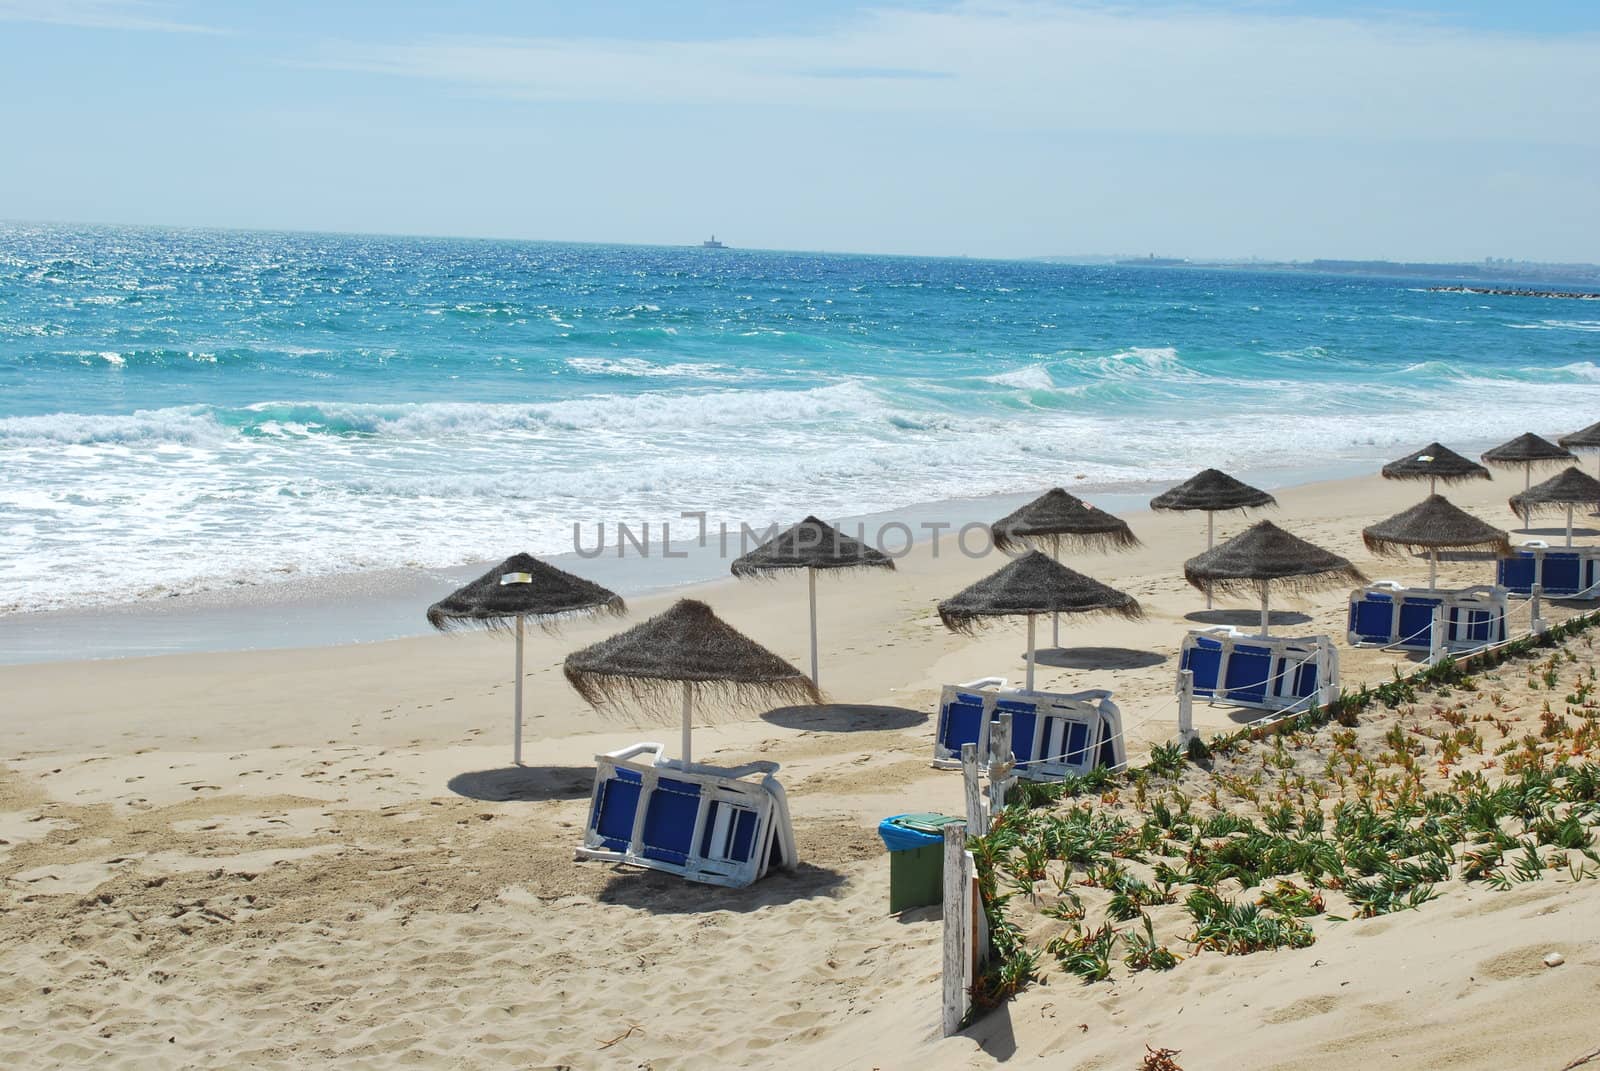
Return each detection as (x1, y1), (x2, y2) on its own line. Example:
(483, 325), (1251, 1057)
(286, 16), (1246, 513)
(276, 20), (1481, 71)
(4, 466), (1600, 1070)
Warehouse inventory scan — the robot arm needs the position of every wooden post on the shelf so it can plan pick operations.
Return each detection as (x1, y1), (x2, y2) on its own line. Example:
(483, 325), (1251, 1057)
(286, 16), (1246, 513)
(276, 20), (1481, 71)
(942, 821), (971, 1037)
(1428, 605), (1444, 665)
(1532, 548), (1545, 634)
(961, 743), (984, 835)
(988, 712), (1016, 817)
(1178, 669), (1195, 744)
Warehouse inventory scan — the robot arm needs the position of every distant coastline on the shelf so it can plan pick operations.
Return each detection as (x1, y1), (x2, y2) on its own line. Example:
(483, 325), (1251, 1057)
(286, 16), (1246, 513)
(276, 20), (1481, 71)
(1427, 285), (1600, 301)
(1035, 254), (1600, 290)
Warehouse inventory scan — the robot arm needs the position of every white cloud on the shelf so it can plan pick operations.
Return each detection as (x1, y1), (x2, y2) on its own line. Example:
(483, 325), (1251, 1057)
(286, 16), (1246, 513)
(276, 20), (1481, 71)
(308, 2), (1600, 146)
(0, 0), (227, 34)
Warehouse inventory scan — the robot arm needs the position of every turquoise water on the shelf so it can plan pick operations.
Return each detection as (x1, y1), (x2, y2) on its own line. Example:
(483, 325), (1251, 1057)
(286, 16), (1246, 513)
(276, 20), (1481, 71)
(3, 222), (1599, 614)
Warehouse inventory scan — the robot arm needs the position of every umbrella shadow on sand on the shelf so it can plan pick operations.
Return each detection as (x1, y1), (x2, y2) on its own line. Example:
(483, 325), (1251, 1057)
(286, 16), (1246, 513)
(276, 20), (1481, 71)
(447, 765), (594, 801)
(1184, 609), (1312, 629)
(1031, 646), (1167, 671)
(762, 703), (926, 732)
(1520, 525), (1600, 539)
(597, 860), (848, 914)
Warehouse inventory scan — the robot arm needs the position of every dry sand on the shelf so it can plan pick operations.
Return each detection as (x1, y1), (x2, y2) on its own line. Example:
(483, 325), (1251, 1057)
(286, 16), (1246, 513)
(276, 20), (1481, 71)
(3, 468), (1598, 1069)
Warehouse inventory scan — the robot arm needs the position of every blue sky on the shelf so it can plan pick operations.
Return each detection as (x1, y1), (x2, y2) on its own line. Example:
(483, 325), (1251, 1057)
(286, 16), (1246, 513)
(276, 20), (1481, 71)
(3, 1), (1598, 261)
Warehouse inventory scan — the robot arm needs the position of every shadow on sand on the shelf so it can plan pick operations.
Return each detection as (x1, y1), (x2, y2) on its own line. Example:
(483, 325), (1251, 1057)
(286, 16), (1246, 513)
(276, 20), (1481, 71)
(762, 703), (927, 732)
(1031, 646), (1167, 671)
(446, 765), (594, 802)
(967, 1000), (1018, 1061)
(1184, 609), (1312, 629)
(1513, 525), (1600, 539)
(597, 860), (848, 914)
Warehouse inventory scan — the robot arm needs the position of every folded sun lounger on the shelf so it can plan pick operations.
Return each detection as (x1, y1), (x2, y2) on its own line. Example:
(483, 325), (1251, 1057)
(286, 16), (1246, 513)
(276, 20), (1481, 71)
(1496, 542), (1600, 601)
(933, 678), (1125, 779)
(577, 742), (796, 888)
(1346, 581), (1507, 653)
(1177, 627), (1338, 713)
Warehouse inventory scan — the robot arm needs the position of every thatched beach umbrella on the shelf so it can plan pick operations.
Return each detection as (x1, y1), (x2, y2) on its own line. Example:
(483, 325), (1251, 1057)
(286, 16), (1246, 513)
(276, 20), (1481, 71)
(1482, 433), (1575, 529)
(564, 599), (819, 764)
(730, 516), (894, 688)
(1150, 469), (1277, 610)
(427, 554), (625, 765)
(1381, 442), (1490, 496)
(1361, 495), (1510, 588)
(1559, 421), (1600, 480)
(937, 550), (1142, 691)
(1183, 520), (1367, 636)
(992, 488), (1140, 647)
(1509, 467), (1600, 547)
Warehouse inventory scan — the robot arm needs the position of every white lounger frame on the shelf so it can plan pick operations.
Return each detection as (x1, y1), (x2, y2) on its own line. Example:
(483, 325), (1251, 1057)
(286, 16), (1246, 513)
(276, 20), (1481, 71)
(1346, 581), (1508, 653)
(933, 677), (1126, 779)
(576, 742), (797, 888)
(1178, 627), (1340, 713)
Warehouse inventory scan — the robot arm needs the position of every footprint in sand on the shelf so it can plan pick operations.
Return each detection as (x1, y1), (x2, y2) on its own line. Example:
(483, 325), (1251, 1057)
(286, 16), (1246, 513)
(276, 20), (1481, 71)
(1263, 993), (1343, 1024)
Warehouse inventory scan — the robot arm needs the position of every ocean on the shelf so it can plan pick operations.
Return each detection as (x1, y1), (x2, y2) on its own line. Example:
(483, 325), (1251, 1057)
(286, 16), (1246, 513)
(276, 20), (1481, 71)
(4, 222), (1599, 622)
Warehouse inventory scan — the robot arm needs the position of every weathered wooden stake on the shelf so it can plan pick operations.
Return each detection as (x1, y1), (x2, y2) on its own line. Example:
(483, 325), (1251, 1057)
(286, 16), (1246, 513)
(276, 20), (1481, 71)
(941, 821), (971, 1037)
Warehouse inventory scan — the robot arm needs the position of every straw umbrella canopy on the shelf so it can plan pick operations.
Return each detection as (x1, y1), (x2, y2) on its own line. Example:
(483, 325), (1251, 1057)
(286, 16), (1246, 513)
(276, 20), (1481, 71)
(1482, 433), (1575, 529)
(1149, 469), (1277, 610)
(730, 515), (894, 688)
(1509, 467), (1600, 547)
(1183, 520), (1367, 636)
(992, 488), (1140, 647)
(1559, 421), (1600, 480)
(937, 550), (1142, 691)
(564, 599), (820, 764)
(427, 553), (625, 765)
(1361, 495), (1510, 588)
(1381, 442), (1490, 495)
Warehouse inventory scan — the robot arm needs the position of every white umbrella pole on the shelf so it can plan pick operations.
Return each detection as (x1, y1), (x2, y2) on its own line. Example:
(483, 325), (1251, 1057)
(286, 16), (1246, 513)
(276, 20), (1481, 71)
(1206, 512), (1215, 610)
(808, 566), (820, 687)
(681, 681), (693, 766)
(1429, 549), (1438, 589)
(1051, 545), (1061, 648)
(1524, 464), (1532, 530)
(1568, 504), (1575, 547)
(1259, 584), (1271, 637)
(1025, 613), (1037, 692)
(513, 615), (525, 766)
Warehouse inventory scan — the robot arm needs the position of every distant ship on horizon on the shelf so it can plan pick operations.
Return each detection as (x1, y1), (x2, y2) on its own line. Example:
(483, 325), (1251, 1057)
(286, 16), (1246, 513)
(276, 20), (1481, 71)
(701, 235), (727, 249)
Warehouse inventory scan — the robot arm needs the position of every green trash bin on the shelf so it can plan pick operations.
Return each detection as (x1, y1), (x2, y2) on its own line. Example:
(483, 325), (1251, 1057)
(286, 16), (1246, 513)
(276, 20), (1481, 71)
(878, 813), (963, 913)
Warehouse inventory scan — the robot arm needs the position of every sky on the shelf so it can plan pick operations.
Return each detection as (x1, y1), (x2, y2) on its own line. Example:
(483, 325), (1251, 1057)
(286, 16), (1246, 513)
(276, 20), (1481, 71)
(2, 0), (1599, 262)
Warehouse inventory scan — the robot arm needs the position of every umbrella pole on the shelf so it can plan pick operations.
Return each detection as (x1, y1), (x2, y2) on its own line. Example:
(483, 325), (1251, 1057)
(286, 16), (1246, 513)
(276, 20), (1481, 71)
(681, 681), (693, 766)
(1568, 504), (1575, 548)
(1025, 613), (1036, 692)
(808, 566), (820, 687)
(1206, 512), (1215, 610)
(1051, 545), (1061, 648)
(513, 614), (524, 766)
(1429, 549), (1438, 590)
(1259, 583), (1271, 637)
(1524, 464), (1532, 531)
